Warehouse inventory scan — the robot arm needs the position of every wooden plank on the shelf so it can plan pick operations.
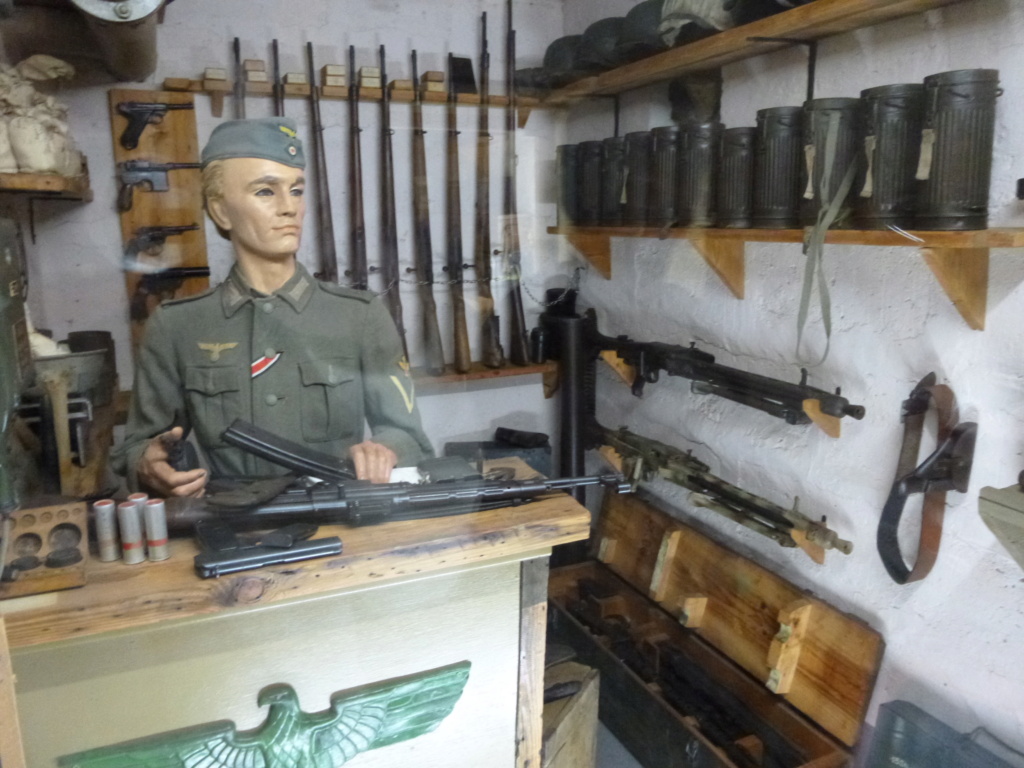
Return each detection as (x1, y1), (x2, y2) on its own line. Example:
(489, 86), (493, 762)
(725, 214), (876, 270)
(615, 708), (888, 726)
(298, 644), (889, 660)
(518, 557), (550, 768)
(547, 225), (1024, 249)
(0, 495), (589, 650)
(108, 88), (209, 355)
(0, 171), (90, 199)
(544, 0), (966, 103)
(414, 360), (557, 387)
(0, 617), (26, 768)
(542, 662), (599, 768)
(597, 493), (883, 747)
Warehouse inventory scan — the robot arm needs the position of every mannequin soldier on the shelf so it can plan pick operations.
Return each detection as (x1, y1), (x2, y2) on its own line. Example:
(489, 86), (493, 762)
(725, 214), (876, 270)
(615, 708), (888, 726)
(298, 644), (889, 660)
(113, 118), (432, 496)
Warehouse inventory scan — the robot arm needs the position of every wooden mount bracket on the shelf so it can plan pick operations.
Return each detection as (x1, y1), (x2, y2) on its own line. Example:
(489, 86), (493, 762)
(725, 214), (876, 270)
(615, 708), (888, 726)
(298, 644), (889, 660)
(920, 246), (988, 330)
(563, 230), (612, 279)
(649, 531), (682, 601)
(688, 236), (745, 299)
(597, 536), (618, 564)
(676, 595), (708, 629)
(766, 599), (814, 694)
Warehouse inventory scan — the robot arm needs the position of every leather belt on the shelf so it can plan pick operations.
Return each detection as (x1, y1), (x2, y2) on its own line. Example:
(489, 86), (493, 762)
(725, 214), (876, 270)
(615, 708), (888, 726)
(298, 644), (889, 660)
(877, 373), (977, 584)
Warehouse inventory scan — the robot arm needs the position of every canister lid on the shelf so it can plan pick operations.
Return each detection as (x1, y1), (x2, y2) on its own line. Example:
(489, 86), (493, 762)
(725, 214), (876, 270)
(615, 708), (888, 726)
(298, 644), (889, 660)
(756, 105), (802, 119)
(860, 83), (925, 100)
(602, 136), (626, 148)
(651, 125), (680, 137)
(923, 68), (1000, 86)
(579, 140), (603, 153)
(803, 97), (860, 111)
(624, 130), (652, 140)
(724, 126), (756, 137)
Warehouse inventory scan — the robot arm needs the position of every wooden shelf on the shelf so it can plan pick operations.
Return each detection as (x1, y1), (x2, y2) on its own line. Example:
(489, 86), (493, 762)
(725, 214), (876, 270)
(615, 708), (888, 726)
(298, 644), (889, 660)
(164, 77), (537, 124)
(415, 360), (558, 397)
(0, 169), (92, 201)
(549, 225), (1022, 331)
(543, 0), (966, 105)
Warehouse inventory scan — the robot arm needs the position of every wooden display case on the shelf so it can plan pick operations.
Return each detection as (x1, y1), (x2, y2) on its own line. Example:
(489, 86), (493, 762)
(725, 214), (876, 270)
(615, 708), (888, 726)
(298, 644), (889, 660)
(549, 492), (884, 768)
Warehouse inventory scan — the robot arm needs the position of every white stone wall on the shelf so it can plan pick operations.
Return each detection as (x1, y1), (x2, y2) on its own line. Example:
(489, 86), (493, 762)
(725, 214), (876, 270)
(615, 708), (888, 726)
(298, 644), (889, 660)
(564, 0), (1024, 754)
(8, 0), (571, 454)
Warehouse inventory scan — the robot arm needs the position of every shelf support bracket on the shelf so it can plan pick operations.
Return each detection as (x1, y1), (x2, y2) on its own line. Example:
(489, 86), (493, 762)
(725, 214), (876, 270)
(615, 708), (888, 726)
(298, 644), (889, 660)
(564, 230), (612, 279)
(920, 247), (988, 330)
(688, 236), (745, 299)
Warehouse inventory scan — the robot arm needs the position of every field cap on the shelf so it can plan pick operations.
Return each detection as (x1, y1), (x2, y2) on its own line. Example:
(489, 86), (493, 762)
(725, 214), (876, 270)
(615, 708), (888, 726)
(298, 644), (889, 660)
(201, 117), (305, 169)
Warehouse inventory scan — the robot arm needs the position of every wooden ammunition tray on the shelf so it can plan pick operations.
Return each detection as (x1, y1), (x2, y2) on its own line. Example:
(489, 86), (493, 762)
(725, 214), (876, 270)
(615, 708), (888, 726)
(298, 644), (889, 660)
(548, 492), (884, 768)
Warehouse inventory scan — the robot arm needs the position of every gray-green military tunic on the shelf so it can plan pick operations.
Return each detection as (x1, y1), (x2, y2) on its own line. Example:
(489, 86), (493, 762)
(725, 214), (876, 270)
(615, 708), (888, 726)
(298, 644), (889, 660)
(113, 262), (433, 488)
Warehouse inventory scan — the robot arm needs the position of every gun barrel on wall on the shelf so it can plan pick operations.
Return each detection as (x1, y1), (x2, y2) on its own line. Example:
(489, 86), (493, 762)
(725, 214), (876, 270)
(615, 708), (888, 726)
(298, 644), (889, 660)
(306, 42), (339, 283)
(503, 2), (529, 365)
(446, 53), (472, 374)
(410, 49), (446, 375)
(475, 13), (505, 368)
(348, 45), (369, 290)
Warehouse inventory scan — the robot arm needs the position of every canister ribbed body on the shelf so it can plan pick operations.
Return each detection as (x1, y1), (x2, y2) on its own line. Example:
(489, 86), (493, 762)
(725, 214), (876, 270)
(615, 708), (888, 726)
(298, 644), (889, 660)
(753, 106), (803, 228)
(801, 97), (862, 226)
(677, 122), (721, 227)
(624, 131), (652, 226)
(577, 140), (603, 226)
(600, 137), (626, 226)
(649, 125), (680, 227)
(717, 127), (756, 228)
(556, 144), (579, 227)
(855, 84), (925, 229)
(916, 69), (1000, 230)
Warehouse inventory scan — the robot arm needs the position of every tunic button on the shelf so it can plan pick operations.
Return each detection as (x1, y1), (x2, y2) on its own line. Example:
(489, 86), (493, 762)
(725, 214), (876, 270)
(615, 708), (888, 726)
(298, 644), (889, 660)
(264, 347), (277, 359)
(265, 394), (278, 406)
(262, 302), (274, 314)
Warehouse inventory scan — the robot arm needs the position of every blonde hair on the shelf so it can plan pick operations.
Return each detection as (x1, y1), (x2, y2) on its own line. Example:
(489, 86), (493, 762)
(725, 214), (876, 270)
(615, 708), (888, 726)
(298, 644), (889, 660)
(201, 160), (231, 241)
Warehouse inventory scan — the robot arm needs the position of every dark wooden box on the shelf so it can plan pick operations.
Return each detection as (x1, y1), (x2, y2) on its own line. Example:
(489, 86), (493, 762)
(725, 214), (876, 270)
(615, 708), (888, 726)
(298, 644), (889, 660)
(548, 492), (885, 768)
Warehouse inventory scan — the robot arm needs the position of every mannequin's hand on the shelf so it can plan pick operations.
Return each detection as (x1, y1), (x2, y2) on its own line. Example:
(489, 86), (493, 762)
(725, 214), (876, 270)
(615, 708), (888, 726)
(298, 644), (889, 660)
(349, 441), (397, 484)
(137, 427), (207, 497)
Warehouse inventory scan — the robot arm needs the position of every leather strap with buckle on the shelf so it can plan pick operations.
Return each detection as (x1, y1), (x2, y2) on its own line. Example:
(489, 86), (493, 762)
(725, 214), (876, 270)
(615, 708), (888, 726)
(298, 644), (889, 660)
(877, 373), (977, 584)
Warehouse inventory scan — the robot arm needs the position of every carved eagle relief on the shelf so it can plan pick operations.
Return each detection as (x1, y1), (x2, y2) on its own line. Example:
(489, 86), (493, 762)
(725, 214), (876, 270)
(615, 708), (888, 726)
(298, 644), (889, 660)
(58, 662), (471, 768)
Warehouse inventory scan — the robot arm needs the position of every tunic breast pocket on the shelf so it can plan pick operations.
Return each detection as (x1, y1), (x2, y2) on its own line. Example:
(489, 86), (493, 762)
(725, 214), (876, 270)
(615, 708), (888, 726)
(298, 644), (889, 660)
(299, 358), (359, 442)
(184, 366), (242, 447)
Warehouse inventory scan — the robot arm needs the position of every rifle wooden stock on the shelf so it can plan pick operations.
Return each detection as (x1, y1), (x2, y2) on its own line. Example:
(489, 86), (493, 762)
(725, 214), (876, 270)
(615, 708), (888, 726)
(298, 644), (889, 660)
(411, 50), (446, 375)
(474, 12), (505, 368)
(306, 42), (339, 283)
(446, 53), (472, 373)
(378, 44), (410, 359)
(504, 5), (530, 365)
(348, 45), (369, 290)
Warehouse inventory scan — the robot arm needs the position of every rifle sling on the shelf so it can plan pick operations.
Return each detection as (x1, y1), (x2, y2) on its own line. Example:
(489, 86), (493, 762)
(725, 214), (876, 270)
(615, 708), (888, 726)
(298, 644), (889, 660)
(876, 375), (957, 584)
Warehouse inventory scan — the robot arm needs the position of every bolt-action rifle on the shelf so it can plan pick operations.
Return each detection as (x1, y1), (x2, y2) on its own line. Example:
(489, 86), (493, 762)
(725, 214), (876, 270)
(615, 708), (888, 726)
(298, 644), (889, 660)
(306, 42), (339, 283)
(503, 0), (530, 365)
(474, 12), (505, 368)
(116, 101), (194, 150)
(378, 45), (410, 359)
(116, 160), (201, 212)
(271, 38), (284, 117)
(410, 50), (446, 375)
(571, 309), (865, 436)
(446, 53), (472, 373)
(596, 424), (852, 562)
(347, 45), (368, 290)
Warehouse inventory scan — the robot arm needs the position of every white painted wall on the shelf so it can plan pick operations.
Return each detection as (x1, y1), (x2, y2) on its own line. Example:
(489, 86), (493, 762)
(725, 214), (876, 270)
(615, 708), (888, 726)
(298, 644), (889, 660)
(6, 0), (574, 457)
(562, 0), (1024, 757)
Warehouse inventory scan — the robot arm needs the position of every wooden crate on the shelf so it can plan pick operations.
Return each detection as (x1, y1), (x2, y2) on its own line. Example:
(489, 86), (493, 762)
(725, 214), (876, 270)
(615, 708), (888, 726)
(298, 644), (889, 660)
(548, 492), (885, 768)
(543, 661), (599, 768)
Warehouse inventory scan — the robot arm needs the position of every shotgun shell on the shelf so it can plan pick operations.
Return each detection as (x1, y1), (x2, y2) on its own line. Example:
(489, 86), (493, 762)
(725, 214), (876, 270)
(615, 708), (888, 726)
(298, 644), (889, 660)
(144, 499), (170, 562)
(127, 492), (148, 554)
(117, 501), (146, 565)
(92, 498), (119, 562)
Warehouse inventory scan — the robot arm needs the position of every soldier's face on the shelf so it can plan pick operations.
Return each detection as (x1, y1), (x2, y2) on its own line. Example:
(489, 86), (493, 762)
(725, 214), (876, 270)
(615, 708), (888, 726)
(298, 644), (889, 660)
(208, 157), (306, 262)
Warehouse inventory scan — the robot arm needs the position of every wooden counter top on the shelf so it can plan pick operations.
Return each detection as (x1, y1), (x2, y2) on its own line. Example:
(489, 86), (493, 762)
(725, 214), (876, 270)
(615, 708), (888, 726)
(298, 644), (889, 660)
(0, 494), (590, 650)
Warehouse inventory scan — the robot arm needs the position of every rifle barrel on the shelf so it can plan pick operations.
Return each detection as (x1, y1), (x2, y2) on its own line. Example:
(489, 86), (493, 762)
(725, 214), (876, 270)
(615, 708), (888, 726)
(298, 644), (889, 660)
(379, 44), (410, 359)
(348, 45), (368, 290)
(504, 6), (529, 365)
(411, 49), (447, 375)
(271, 39), (284, 116)
(306, 42), (338, 283)
(475, 12), (505, 368)
(447, 52), (472, 373)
